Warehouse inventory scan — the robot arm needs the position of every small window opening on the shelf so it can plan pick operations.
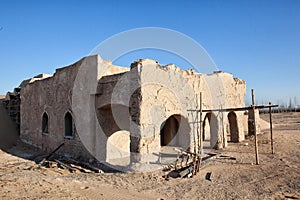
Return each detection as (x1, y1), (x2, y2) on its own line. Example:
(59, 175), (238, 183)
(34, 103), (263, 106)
(42, 112), (49, 134)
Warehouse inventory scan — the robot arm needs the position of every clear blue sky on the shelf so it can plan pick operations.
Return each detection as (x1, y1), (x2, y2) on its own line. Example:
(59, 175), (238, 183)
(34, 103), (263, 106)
(1, 0), (299, 106)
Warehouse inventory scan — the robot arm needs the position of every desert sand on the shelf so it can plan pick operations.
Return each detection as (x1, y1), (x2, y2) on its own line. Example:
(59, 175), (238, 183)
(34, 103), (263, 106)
(0, 106), (299, 199)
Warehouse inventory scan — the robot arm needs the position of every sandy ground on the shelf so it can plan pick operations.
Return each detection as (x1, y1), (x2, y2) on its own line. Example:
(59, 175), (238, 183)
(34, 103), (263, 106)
(0, 109), (299, 199)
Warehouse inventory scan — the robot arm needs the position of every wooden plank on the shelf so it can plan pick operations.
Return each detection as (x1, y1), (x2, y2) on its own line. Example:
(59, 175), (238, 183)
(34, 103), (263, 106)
(179, 165), (194, 178)
(64, 157), (103, 173)
(70, 164), (92, 173)
(45, 143), (65, 160)
(54, 159), (76, 173)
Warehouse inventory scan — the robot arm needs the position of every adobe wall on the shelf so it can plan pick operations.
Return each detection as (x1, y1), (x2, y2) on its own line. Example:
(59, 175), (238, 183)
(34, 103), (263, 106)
(215, 73), (247, 145)
(20, 57), (92, 160)
(134, 60), (195, 162)
(20, 55), (130, 162)
(95, 70), (136, 163)
(19, 55), (249, 167)
(130, 59), (248, 163)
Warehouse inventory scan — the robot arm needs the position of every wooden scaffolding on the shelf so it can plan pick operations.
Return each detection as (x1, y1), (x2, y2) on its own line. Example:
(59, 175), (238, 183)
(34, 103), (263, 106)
(180, 89), (278, 177)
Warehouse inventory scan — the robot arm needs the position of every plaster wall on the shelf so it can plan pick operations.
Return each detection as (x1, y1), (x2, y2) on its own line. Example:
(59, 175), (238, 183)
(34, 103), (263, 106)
(19, 55), (250, 168)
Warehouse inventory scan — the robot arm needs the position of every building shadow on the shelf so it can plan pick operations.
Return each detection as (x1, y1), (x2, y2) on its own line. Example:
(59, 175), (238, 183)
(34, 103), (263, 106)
(0, 99), (19, 150)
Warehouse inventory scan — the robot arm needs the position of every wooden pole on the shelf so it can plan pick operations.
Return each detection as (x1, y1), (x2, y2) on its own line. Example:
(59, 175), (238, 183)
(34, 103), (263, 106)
(193, 95), (197, 156)
(197, 94), (200, 155)
(269, 102), (274, 154)
(192, 95), (197, 175)
(252, 89), (259, 165)
(200, 92), (203, 154)
(197, 92), (203, 172)
(221, 104), (226, 148)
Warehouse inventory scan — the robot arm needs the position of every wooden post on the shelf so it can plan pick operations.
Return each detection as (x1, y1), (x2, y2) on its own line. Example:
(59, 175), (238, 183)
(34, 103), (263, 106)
(197, 92), (203, 172)
(199, 92), (203, 155)
(269, 102), (274, 154)
(192, 95), (197, 175)
(251, 89), (259, 165)
(193, 95), (197, 157)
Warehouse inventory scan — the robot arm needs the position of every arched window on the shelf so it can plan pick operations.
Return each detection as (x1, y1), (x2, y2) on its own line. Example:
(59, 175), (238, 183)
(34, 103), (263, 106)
(64, 112), (73, 137)
(42, 112), (49, 134)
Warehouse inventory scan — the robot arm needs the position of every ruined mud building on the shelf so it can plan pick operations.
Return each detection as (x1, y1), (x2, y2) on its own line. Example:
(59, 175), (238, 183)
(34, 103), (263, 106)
(3, 87), (21, 131)
(5, 55), (262, 166)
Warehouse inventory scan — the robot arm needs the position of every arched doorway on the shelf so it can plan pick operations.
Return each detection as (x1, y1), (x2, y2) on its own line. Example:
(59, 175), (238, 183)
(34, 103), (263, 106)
(228, 111), (239, 142)
(97, 104), (130, 161)
(97, 104), (130, 137)
(202, 112), (219, 149)
(203, 113), (211, 141)
(160, 115), (180, 146)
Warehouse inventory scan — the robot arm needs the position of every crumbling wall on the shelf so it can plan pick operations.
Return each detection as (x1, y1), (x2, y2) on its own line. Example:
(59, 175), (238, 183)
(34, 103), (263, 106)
(133, 59), (248, 162)
(3, 88), (21, 130)
(19, 55), (249, 167)
(95, 72), (132, 163)
(217, 73), (246, 145)
(20, 57), (93, 160)
(91, 58), (145, 165)
(134, 59), (202, 162)
(20, 55), (130, 162)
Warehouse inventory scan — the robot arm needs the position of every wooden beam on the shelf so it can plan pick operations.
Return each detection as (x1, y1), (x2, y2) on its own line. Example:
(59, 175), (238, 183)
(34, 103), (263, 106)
(188, 104), (278, 113)
(37, 143), (65, 169)
(179, 165), (194, 178)
(54, 159), (76, 173)
(45, 143), (65, 160)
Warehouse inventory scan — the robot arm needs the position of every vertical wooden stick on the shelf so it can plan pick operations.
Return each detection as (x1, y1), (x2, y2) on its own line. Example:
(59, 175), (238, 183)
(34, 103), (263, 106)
(197, 92), (203, 172)
(252, 89), (259, 165)
(192, 95), (197, 175)
(269, 102), (274, 154)
(196, 94), (200, 155)
(193, 95), (197, 156)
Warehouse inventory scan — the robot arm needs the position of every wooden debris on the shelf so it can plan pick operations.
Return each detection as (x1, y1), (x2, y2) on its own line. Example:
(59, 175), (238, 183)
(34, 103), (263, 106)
(218, 155), (237, 160)
(64, 157), (103, 173)
(70, 164), (92, 173)
(35, 143), (103, 174)
(45, 143), (65, 160)
(54, 159), (76, 173)
(179, 165), (194, 178)
(37, 143), (64, 169)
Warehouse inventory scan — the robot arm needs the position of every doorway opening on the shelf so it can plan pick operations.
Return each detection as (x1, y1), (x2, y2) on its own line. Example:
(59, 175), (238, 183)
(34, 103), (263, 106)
(160, 115), (181, 146)
(228, 111), (239, 142)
